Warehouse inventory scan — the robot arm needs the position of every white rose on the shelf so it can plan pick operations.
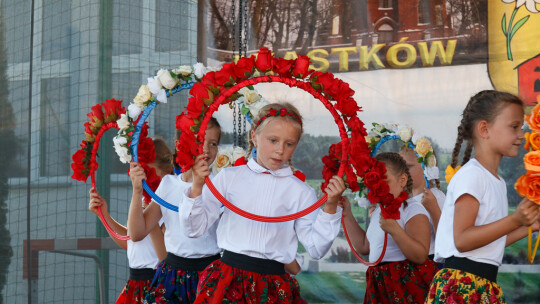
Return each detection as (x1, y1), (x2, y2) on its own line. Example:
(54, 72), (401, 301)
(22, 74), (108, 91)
(232, 147), (246, 162)
(127, 103), (142, 120)
(244, 90), (261, 106)
(426, 154), (437, 168)
(424, 166), (440, 181)
(113, 135), (127, 146)
(147, 76), (162, 95)
(212, 147), (233, 174)
(133, 85), (151, 107)
(116, 113), (131, 131)
(173, 65), (192, 76)
(193, 62), (207, 78)
(154, 89), (167, 104)
(114, 143), (131, 164)
(157, 69), (178, 90)
(247, 99), (267, 118)
(384, 123), (398, 134)
(398, 126), (413, 142)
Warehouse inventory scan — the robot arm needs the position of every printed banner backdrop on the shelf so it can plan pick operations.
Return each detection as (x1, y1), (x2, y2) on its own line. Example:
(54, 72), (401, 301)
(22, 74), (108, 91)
(201, 1), (540, 302)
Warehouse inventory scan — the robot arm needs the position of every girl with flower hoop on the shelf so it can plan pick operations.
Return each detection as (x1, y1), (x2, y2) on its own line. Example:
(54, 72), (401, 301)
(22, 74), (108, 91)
(88, 137), (172, 304)
(179, 103), (346, 303)
(341, 152), (437, 303)
(127, 118), (223, 304)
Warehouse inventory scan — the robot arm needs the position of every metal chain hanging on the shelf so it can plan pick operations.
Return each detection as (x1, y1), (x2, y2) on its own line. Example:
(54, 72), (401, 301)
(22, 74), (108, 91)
(230, 0), (249, 148)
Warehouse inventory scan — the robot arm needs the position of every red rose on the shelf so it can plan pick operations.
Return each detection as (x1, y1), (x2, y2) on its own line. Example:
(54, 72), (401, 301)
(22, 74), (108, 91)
(316, 72), (336, 92)
(202, 71), (218, 88)
(363, 171), (381, 188)
(349, 141), (372, 173)
(185, 96), (206, 120)
(380, 203), (401, 220)
(346, 116), (366, 134)
(84, 122), (95, 142)
(234, 56), (255, 79)
(176, 113), (196, 132)
(71, 149), (88, 182)
(137, 136), (156, 164)
(102, 98), (124, 122)
(87, 104), (104, 129)
(272, 57), (293, 77)
(335, 97), (360, 117)
(335, 81), (355, 102)
(255, 48), (273, 72)
(367, 180), (389, 203)
(141, 163), (161, 203)
(292, 55), (311, 78)
(215, 62), (236, 86)
(344, 165), (360, 192)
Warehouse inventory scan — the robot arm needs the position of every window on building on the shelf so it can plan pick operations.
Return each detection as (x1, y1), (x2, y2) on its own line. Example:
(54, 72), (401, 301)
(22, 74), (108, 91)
(155, 0), (189, 52)
(40, 77), (70, 177)
(2, 0), (31, 63)
(377, 23), (395, 44)
(41, 0), (71, 61)
(418, 0), (430, 24)
(6, 81), (30, 178)
(113, 2), (142, 55)
(379, 0), (392, 9)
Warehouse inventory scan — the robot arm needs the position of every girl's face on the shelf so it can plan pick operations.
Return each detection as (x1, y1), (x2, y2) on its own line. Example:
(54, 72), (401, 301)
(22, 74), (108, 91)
(251, 118), (301, 171)
(399, 149), (424, 191)
(203, 126), (220, 165)
(484, 103), (524, 158)
(384, 165), (407, 198)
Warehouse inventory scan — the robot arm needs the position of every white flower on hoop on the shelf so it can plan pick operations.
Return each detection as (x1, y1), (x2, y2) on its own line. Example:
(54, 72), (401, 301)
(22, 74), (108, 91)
(193, 62), (207, 79)
(211, 145), (248, 175)
(173, 65), (192, 76)
(117, 113), (130, 131)
(113, 136), (131, 164)
(235, 87), (268, 121)
(127, 104), (142, 120)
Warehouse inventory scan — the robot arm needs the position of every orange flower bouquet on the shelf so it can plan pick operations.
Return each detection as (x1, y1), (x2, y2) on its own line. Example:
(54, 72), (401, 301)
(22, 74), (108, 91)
(516, 103), (540, 263)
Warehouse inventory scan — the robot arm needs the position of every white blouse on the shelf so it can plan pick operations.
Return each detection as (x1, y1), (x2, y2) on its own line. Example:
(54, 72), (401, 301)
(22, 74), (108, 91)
(179, 158), (343, 264)
(154, 174), (220, 258)
(126, 233), (160, 269)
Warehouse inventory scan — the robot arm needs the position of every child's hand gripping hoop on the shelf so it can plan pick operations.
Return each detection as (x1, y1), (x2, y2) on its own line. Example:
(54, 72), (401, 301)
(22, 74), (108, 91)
(70, 99), (130, 240)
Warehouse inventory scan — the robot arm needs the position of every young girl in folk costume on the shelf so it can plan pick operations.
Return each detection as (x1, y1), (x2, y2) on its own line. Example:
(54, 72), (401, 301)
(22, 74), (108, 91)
(127, 118), (222, 304)
(179, 103), (346, 303)
(342, 152), (438, 303)
(427, 90), (540, 303)
(88, 138), (171, 304)
(399, 146), (446, 259)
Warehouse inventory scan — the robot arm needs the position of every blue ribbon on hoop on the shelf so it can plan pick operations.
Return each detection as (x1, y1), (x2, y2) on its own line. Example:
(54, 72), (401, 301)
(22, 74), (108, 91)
(130, 81), (195, 212)
(371, 135), (430, 189)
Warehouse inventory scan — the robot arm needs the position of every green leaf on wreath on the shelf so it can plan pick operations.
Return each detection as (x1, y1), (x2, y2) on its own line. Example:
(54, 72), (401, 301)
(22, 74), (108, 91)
(241, 105), (250, 116)
(247, 85), (254, 90)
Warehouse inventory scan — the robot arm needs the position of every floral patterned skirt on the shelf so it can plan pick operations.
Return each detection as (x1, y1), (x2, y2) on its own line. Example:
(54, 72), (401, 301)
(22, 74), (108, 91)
(425, 268), (506, 304)
(364, 259), (438, 304)
(194, 260), (305, 304)
(116, 278), (153, 304)
(143, 260), (202, 304)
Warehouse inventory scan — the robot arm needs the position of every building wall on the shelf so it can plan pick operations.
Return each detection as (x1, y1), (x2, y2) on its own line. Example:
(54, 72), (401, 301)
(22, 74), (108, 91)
(1, 0), (198, 302)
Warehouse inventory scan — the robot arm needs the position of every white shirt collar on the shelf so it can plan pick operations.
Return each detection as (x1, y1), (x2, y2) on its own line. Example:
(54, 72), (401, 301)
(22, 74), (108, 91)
(247, 158), (293, 177)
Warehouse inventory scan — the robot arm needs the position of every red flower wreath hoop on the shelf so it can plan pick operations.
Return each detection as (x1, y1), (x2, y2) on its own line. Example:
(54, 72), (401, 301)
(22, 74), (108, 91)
(71, 99), (161, 241)
(176, 49), (405, 266)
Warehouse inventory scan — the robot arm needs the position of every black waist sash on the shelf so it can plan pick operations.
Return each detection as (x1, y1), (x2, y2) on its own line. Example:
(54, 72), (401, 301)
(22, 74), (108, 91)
(163, 252), (220, 272)
(221, 250), (285, 275)
(444, 256), (498, 282)
(129, 267), (156, 281)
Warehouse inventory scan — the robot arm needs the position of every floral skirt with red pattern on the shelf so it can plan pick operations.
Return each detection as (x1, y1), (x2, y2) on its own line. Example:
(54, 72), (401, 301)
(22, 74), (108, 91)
(143, 260), (201, 304)
(116, 279), (152, 304)
(425, 268), (506, 304)
(364, 259), (438, 304)
(193, 260), (305, 304)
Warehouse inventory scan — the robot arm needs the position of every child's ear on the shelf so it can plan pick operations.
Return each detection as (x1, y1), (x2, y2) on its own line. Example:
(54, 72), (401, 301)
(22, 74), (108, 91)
(477, 120), (489, 139)
(400, 173), (407, 189)
(251, 130), (257, 147)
